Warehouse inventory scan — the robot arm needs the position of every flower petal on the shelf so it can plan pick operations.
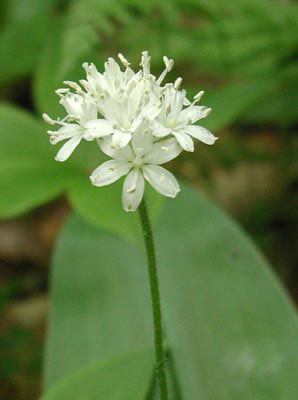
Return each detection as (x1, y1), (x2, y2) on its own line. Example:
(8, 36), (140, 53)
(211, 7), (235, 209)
(84, 119), (114, 140)
(142, 165), (180, 198)
(184, 125), (218, 145)
(132, 129), (153, 157)
(112, 131), (132, 148)
(152, 122), (171, 138)
(49, 124), (82, 144)
(179, 105), (211, 124)
(90, 160), (131, 187)
(143, 138), (182, 165)
(173, 131), (194, 152)
(122, 168), (145, 212)
(97, 136), (134, 161)
(55, 136), (82, 162)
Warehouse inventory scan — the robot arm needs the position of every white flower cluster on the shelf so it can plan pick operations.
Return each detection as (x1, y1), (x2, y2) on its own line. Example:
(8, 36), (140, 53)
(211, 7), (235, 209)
(43, 52), (217, 211)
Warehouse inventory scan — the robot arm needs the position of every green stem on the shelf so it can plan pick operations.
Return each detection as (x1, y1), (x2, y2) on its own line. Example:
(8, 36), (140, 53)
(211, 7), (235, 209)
(139, 198), (168, 400)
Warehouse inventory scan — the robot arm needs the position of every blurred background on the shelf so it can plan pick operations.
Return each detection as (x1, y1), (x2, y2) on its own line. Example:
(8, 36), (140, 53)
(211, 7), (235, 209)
(0, 0), (298, 398)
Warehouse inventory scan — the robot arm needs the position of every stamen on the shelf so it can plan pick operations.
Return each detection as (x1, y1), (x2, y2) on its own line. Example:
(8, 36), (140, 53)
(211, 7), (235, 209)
(118, 53), (130, 68)
(161, 146), (169, 152)
(159, 173), (165, 183)
(194, 90), (204, 102)
(55, 88), (70, 97)
(140, 51), (151, 76)
(174, 77), (182, 89)
(163, 56), (174, 72)
(126, 184), (136, 193)
(63, 81), (84, 94)
(42, 113), (56, 125)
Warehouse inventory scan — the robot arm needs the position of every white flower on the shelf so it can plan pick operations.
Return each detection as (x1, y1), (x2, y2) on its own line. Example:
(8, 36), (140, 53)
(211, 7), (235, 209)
(90, 125), (182, 211)
(43, 92), (113, 161)
(43, 50), (218, 210)
(152, 86), (217, 152)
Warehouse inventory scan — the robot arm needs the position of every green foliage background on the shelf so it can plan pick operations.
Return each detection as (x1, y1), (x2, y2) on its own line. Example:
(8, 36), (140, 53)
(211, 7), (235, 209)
(0, 0), (297, 399)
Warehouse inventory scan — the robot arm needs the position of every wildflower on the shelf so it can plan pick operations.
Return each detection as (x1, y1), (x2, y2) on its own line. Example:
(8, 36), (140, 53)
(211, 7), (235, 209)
(43, 51), (217, 211)
(90, 124), (181, 211)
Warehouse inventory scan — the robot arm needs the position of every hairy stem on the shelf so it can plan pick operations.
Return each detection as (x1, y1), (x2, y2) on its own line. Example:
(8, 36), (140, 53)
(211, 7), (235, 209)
(139, 198), (168, 400)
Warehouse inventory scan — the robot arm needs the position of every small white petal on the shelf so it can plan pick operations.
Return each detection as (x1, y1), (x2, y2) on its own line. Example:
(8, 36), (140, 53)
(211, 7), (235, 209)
(132, 129), (153, 157)
(179, 105), (211, 124)
(143, 138), (182, 165)
(55, 136), (82, 162)
(57, 123), (82, 135)
(143, 165), (180, 198)
(49, 124), (82, 144)
(122, 168), (145, 212)
(60, 94), (84, 117)
(84, 119), (113, 140)
(90, 160), (131, 187)
(184, 125), (218, 145)
(112, 131), (132, 148)
(152, 123), (171, 138)
(173, 131), (194, 152)
(98, 136), (134, 161)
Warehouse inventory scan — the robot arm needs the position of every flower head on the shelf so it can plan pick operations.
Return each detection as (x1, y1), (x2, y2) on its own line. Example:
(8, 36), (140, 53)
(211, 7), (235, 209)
(43, 51), (217, 211)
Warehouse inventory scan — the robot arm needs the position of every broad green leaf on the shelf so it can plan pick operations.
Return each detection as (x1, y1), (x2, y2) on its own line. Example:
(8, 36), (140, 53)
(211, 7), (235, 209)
(42, 350), (154, 400)
(0, 159), (67, 218)
(44, 214), (153, 388)
(0, 105), (69, 216)
(0, 104), (57, 158)
(44, 184), (298, 398)
(155, 184), (298, 399)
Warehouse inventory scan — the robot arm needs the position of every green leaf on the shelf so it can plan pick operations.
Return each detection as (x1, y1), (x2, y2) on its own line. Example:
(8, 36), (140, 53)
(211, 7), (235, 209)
(44, 184), (298, 398)
(0, 159), (67, 218)
(43, 214), (153, 388)
(0, 104), (56, 158)
(0, 104), (69, 217)
(42, 350), (154, 400)
(155, 184), (298, 399)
